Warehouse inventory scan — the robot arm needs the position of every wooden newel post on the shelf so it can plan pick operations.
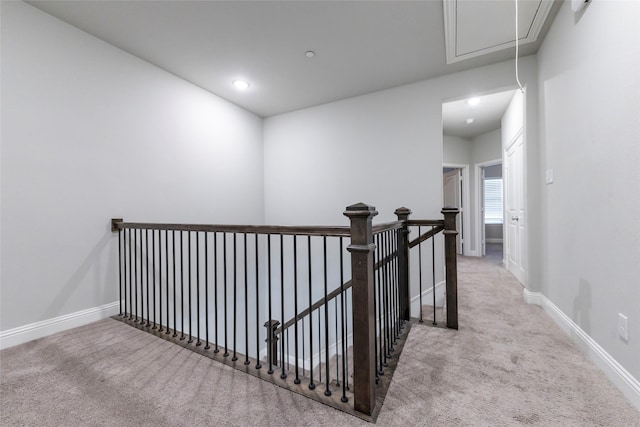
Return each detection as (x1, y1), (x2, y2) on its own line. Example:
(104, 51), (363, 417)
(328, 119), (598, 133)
(394, 207), (411, 321)
(265, 320), (280, 367)
(111, 218), (123, 233)
(344, 202), (378, 416)
(442, 207), (459, 330)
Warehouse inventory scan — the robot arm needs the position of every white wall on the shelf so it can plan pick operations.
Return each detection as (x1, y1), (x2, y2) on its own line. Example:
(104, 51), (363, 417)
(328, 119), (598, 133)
(538, 0), (640, 382)
(0, 2), (264, 331)
(264, 58), (538, 226)
(443, 135), (471, 165)
(264, 56), (540, 310)
(472, 129), (502, 164)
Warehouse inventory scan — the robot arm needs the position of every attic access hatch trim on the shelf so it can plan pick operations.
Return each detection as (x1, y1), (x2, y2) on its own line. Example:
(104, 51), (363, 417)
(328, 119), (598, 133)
(443, 0), (555, 64)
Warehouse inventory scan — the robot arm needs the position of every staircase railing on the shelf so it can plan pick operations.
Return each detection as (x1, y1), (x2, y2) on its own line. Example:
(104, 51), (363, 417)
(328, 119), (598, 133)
(110, 203), (457, 421)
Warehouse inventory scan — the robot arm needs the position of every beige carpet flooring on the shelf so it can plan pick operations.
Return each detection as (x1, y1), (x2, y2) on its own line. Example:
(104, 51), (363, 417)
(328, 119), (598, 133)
(1, 256), (638, 426)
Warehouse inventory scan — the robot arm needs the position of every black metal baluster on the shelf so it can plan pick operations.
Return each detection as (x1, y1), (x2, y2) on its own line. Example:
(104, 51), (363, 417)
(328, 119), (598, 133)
(232, 233), (238, 361)
(293, 236), (300, 384)
(418, 226), (423, 323)
(143, 229), (148, 325)
(391, 230), (398, 344)
(255, 233), (261, 369)
(334, 297), (339, 387)
(323, 236), (331, 396)
(389, 230), (396, 342)
(318, 307), (321, 386)
(345, 287), (350, 391)
(340, 237), (347, 402)
(244, 233), (249, 365)
(374, 233), (382, 379)
(398, 230), (403, 331)
(214, 232), (219, 353)
(205, 233), (210, 350)
(152, 230), (157, 329)
(223, 233), (229, 356)
(173, 230), (178, 338)
(126, 229), (130, 319)
(130, 229), (134, 320)
(432, 226), (437, 326)
(159, 230), (164, 332)
(389, 230), (400, 345)
(308, 236), (315, 390)
(134, 229), (139, 322)
(391, 230), (398, 346)
(118, 229), (123, 316)
(180, 231), (185, 340)
(126, 229), (131, 318)
(280, 235), (286, 379)
(188, 231), (193, 343)
(384, 231), (391, 361)
(196, 232), (201, 346)
(165, 230), (170, 335)
(146, 229), (150, 327)
(267, 234), (273, 373)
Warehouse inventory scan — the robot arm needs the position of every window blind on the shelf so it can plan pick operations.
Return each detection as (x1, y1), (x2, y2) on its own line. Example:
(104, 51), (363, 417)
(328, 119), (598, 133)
(484, 178), (503, 224)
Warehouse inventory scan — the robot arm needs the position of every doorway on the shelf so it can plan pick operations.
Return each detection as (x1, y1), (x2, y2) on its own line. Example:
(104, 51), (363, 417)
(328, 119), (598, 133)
(441, 88), (524, 266)
(478, 161), (504, 261)
(442, 165), (468, 255)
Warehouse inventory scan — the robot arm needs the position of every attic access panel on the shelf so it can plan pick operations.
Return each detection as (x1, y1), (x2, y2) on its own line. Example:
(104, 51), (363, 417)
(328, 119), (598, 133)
(443, 0), (555, 63)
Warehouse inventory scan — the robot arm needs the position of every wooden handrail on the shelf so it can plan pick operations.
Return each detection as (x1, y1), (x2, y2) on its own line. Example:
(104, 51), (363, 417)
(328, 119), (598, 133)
(114, 221), (351, 237)
(372, 221), (403, 234)
(408, 225), (444, 249)
(407, 219), (444, 227)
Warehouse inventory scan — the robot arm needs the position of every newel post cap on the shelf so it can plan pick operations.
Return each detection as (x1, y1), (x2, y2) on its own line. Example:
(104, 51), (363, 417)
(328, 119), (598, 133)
(441, 206), (460, 214)
(344, 202), (378, 219)
(394, 207), (411, 215)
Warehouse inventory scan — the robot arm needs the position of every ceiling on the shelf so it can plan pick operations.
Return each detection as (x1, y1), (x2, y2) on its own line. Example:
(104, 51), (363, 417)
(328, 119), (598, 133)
(26, 1), (560, 118)
(442, 90), (517, 139)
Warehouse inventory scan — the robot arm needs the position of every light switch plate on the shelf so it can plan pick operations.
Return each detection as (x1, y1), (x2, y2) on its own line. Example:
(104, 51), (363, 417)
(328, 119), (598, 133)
(545, 169), (554, 184)
(618, 313), (628, 342)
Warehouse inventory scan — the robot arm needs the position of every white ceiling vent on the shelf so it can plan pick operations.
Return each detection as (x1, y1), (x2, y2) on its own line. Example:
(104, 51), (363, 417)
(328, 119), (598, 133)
(443, 0), (555, 64)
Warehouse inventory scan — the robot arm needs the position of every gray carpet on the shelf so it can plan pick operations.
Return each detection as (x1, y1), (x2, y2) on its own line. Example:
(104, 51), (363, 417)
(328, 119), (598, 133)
(1, 256), (638, 426)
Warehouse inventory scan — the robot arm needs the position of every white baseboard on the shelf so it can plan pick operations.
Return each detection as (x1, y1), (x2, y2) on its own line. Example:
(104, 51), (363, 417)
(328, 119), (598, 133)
(523, 289), (640, 411)
(485, 238), (503, 244)
(0, 301), (120, 350)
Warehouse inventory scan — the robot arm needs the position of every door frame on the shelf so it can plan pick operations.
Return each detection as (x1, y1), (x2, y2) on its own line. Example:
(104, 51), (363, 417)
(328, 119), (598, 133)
(474, 159), (503, 258)
(442, 163), (471, 256)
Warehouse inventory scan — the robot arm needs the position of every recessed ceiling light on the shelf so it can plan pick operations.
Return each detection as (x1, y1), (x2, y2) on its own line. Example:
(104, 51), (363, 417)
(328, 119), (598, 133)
(465, 118), (475, 124)
(467, 97), (481, 106)
(233, 80), (250, 90)
(305, 51), (315, 58)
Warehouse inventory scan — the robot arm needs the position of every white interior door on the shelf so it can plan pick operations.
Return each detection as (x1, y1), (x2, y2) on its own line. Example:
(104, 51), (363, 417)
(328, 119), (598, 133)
(505, 134), (525, 283)
(443, 168), (463, 254)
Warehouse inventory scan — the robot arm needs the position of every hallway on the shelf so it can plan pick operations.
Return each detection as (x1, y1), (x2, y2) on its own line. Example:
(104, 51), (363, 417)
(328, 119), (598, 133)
(1, 256), (638, 426)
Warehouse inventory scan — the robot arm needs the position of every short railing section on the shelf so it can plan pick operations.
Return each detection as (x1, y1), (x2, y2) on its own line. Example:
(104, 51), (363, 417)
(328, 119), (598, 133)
(111, 203), (458, 421)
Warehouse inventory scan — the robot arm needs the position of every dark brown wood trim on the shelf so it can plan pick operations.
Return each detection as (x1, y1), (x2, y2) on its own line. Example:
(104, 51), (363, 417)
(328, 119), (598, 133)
(442, 207), (459, 330)
(116, 222), (350, 237)
(408, 226), (444, 249)
(372, 220), (403, 233)
(407, 219), (444, 227)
